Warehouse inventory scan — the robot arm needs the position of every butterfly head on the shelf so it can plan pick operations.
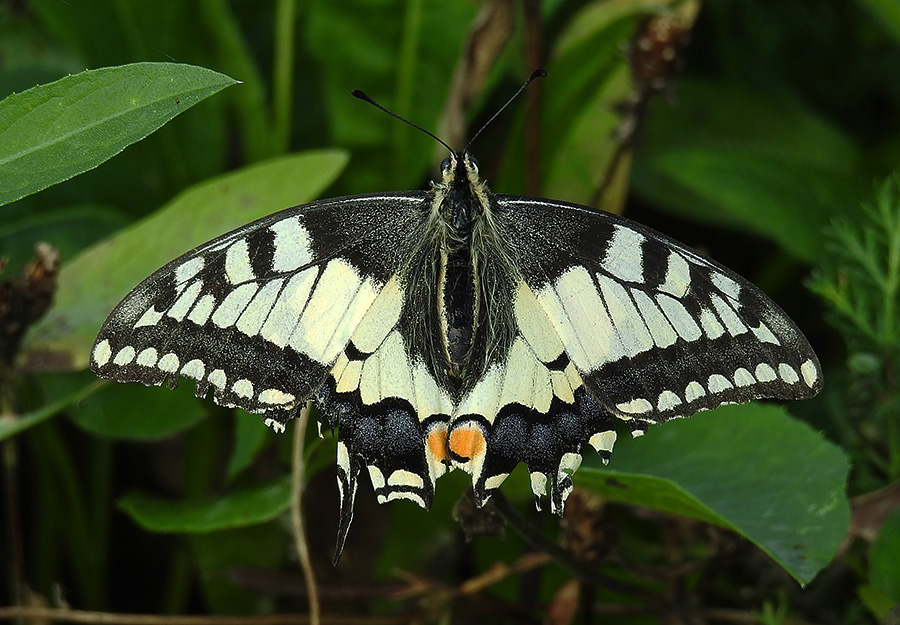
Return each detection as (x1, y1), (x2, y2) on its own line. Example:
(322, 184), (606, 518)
(436, 151), (491, 235)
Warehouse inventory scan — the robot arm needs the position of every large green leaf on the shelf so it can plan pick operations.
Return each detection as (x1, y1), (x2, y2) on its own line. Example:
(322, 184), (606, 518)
(66, 376), (207, 440)
(578, 403), (849, 585)
(0, 202), (128, 273)
(0, 377), (103, 442)
(0, 371), (206, 441)
(20, 149), (349, 371)
(227, 412), (271, 481)
(119, 475), (292, 533)
(0, 62), (237, 206)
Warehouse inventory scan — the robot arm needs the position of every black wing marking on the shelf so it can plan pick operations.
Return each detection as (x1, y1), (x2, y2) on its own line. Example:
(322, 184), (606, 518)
(494, 195), (823, 424)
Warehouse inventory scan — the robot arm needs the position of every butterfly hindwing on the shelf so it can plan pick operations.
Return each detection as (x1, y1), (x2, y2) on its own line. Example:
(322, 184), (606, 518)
(448, 281), (620, 513)
(315, 273), (455, 557)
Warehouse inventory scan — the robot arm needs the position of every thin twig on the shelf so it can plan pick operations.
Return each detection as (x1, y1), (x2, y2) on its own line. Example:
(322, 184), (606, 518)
(704, 607), (824, 625)
(0, 366), (25, 609)
(291, 401), (320, 625)
(0, 606), (413, 624)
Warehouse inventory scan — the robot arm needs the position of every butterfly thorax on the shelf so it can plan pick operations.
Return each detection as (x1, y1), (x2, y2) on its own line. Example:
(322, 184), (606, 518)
(396, 152), (519, 398)
(440, 153), (480, 381)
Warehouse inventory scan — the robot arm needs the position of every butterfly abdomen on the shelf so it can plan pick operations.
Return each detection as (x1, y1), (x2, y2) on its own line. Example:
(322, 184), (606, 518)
(444, 242), (476, 378)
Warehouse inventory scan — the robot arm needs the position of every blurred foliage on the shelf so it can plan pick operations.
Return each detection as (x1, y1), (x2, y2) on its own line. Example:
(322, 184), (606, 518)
(1, 0), (899, 623)
(811, 176), (900, 495)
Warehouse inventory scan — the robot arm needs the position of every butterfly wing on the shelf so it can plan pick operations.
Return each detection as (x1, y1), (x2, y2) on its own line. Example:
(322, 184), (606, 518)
(449, 195), (823, 512)
(92, 193), (420, 412)
(496, 196), (821, 417)
(90, 191), (455, 560)
(313, 271), (455, 559)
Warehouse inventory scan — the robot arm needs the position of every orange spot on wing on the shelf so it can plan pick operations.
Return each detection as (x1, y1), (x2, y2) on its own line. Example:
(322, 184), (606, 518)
(448, 423), (486, 462)
(426, 425), (450, 463)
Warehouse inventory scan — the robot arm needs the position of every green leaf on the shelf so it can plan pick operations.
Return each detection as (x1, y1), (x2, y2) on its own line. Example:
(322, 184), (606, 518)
(541, 7), (638, 211)
(858, 584), (900, 622)
(0, 202), (128, 273)
(227, 412), (270, 481)
(632, 78), (867, 261)
(118, 475), (292, 533)
(67, 376), (206, 440)
(20, 149), (349, 371)
(0, 377), (103, 442)
(0, 62), (238, 206)
(578, 403), (850, 585)
(855, 0), (900, 45)
(870, 508), (900, 604)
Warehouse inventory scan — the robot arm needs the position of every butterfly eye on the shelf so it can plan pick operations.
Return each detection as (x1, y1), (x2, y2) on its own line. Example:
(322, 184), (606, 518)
(440, 157), (452, 174)
(468, 156), (480, 173)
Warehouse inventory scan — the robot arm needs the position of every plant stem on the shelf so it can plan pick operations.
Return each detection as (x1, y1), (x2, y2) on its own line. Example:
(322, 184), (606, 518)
(392, 0), (423, 187)
(199, 0), (273, 162)
(291, 402), (320, 625)
(272, 0), (297, 155)
(2, 435), (25, 608)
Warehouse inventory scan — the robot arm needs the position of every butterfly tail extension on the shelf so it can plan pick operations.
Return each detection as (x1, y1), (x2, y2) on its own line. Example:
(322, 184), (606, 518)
(333, 438), (362, 565)
(316, 373), (448, 557)
(524, 388), (620, 515)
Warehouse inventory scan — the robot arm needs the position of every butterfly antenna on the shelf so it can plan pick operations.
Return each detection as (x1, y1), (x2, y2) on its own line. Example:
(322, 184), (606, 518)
(352, 90), (454, 154)
(465, 69), (546, 151)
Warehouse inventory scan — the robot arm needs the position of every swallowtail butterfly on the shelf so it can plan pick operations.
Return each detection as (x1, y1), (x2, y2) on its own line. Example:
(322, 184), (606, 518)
(91, 71), (822, 561)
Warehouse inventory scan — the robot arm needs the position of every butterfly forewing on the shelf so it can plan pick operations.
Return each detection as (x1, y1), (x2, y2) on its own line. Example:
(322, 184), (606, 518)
(91, 193), (425, 415)
(494, 195), (823, 422)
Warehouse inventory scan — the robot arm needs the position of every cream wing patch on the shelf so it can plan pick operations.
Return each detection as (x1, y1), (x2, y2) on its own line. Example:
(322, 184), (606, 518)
(328, 276), (453, 421)
(290, 259), (379, 363)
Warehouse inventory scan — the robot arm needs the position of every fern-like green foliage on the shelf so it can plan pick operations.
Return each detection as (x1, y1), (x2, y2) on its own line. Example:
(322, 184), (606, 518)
(813, 175), (900, 360)
(811, 174), (900, 480)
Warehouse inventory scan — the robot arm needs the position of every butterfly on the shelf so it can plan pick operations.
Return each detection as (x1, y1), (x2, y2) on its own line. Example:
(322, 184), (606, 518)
(91, 71), (822, 562)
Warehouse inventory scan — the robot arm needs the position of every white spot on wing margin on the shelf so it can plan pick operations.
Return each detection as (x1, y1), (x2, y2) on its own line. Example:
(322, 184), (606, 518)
(93, 340), (112, 367)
